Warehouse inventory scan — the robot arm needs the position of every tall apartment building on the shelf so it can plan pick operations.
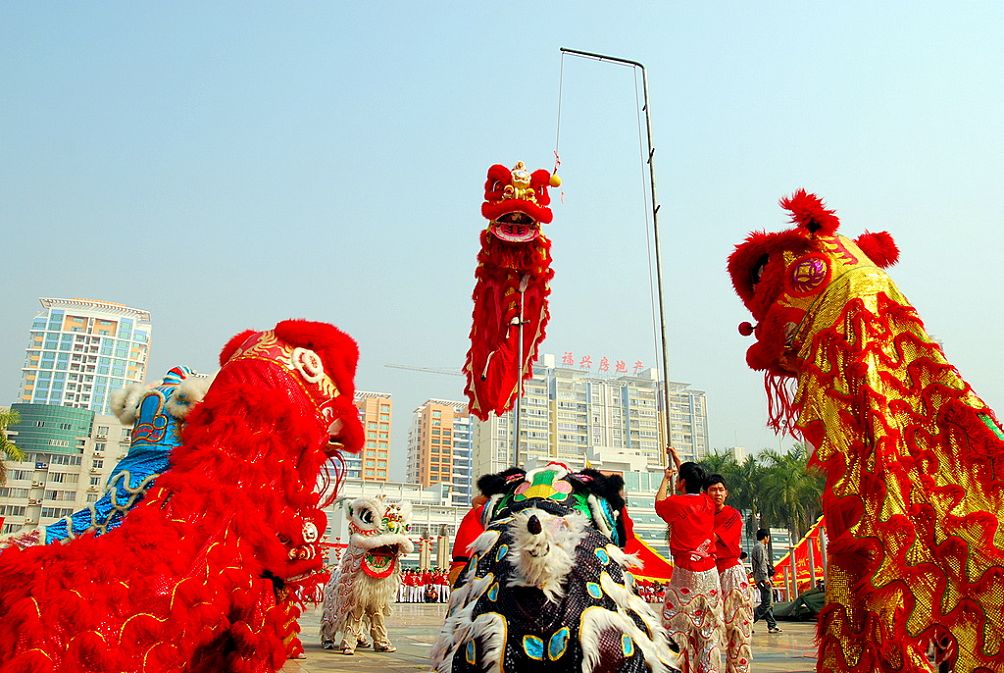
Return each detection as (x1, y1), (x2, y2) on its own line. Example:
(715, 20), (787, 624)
(407, 400), (473, 508)
(0, 403), (130, 535)
(19, 298), (152, 416)
(667, 381), (710, 462)
(472, 356), (710, 476)
(343, 392), (392, 482)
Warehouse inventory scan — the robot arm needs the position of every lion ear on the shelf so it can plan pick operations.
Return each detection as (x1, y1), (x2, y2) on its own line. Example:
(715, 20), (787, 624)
(855, 230), (900, 268)
(220, 330), (255, 366)
(780, 189), (840, 235)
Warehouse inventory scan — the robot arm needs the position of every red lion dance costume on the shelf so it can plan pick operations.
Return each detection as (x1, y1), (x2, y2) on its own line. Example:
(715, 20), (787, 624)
(728, 191), (1004, 673)
(0, 320), (364, 673)
(464, 161), (559, 420)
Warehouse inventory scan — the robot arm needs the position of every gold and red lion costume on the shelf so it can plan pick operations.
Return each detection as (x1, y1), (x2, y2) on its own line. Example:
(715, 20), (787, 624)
(0, 320), (364, 673)
(728, 191), (1004, 673)
(464, 161), (559, 420)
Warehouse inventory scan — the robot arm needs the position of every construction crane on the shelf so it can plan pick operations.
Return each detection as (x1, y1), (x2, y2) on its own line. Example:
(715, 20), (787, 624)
(384, 363), (464, 377)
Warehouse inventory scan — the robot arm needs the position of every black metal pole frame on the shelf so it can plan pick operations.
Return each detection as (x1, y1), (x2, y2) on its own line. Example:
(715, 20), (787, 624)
(560, 47), (673, 464)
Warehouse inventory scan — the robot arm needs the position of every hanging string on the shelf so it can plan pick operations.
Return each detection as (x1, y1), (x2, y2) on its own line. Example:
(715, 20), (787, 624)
(634, 67), (664, 404)
(553, 52), (566, 201)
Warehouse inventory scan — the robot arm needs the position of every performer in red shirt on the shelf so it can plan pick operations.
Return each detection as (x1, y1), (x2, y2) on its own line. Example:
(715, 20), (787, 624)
(655, 446), (723, 673)
(708, 474), (754, 673)
(449, 494), (487, 586)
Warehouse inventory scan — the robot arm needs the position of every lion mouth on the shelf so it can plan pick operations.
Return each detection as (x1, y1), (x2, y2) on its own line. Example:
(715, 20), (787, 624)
(491, 212), (540, 243)
(370, 544), (403, 556)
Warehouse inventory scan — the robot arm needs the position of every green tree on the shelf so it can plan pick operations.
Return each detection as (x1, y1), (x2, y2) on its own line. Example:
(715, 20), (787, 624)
(0, 408), (26, 486)
(700, 451), (766, 543)
(757, 444), (823, 543)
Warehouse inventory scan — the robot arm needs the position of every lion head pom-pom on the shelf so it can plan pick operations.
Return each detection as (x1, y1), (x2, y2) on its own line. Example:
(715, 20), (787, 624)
(855, 230), (900, 268)
(780, 188), (840, 235)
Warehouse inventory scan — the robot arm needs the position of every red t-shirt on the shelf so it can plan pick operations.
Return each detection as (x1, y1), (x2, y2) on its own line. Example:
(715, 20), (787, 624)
(655, 492), (716, 572)
(714, 505), (743, 571)
(452, 504), (485, 562)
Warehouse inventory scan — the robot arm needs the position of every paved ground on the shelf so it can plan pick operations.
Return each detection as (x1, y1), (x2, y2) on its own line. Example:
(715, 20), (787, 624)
(283, 603), (819, 673)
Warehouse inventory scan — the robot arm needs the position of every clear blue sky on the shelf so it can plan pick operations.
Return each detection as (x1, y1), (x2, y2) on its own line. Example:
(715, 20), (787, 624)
(3, 3), (1002, 480)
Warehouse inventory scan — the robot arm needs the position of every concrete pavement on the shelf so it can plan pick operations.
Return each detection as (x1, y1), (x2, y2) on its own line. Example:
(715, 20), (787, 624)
(283, 603), (820, 673)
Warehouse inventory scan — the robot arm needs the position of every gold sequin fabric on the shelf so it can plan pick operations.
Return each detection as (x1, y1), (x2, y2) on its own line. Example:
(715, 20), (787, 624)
(792, 267), (1004, 673)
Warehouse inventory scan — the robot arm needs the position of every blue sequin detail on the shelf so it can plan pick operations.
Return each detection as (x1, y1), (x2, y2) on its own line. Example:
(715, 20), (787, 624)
(495, 544), (509, 562)
(465, 641), (476, 664)
(548, 627), (570, 660)
(622, 635), (634, 656)
(594, 548), (610, 564)
(487, 583), (499, 601)
(523, 635), (544, 660)
(586, 582), (602, 599)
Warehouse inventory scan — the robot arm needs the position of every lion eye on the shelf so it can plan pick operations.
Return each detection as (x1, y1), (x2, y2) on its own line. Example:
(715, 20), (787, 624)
(360, 509), (374, 524)
(751, 255), (769, 288)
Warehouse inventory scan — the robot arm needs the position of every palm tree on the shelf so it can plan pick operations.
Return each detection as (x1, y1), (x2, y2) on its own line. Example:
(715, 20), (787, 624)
(700, 451), (765, 546)
(758, 444), (823, 543)
(0, 408), (26, 486)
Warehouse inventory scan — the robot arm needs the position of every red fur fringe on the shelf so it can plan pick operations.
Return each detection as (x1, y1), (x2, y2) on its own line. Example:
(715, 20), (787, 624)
(0, 324), (353, 672)
(780, 189), (840, 235)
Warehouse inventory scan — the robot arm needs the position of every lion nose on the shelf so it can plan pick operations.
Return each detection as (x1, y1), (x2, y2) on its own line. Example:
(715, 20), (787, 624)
(527, 515), (542, 535)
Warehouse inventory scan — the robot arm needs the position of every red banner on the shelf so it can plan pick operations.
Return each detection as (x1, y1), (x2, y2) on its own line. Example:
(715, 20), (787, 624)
(624, 534), (674, 582)
(775, 516), (826, 594)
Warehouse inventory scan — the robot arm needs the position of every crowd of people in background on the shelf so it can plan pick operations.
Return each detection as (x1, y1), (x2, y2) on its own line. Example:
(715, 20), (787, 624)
(397, 567), (451, 603)
(634, 579), (667, 603)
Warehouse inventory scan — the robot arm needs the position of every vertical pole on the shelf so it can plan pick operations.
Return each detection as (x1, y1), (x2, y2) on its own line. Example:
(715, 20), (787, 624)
(808, 533), (817, 587)
(638, 66), (674, 465)
(559, 48), (672, 463)
(512, 274), (529, 467)
(789, 543), (798, 598)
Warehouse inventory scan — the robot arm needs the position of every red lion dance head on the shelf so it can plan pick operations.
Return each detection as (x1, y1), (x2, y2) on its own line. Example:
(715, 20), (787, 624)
(0, 319), (366, 672)
(464, 161), (560, 421)
(728, 191), (1004, 673)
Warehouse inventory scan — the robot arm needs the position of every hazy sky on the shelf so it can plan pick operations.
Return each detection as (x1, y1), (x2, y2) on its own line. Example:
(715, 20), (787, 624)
(3, 3), (1002, 481)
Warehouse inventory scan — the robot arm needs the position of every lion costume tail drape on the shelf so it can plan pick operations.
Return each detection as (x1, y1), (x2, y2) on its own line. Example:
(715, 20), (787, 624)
(728, 190), (1004, 673)
(464, 161), (558, 421)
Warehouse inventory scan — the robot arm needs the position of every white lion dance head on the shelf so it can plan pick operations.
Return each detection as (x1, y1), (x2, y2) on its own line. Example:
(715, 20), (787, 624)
(346, 496), (415, 574)
(320, 496), (414, 654)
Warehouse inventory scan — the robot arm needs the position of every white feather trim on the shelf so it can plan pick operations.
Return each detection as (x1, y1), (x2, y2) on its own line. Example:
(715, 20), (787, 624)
(165, 374), (214, 419)
(580, 604), (678, 673)
(109, 384), (148, 424)
(507, 508), (587, 603)
(467, 529), (501, 558)
(605, 542), (642, 570)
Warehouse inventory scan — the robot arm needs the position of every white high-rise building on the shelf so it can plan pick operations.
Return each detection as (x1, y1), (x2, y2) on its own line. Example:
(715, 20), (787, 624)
(18, 298), (152, 416)
(472, 357), (710, 477)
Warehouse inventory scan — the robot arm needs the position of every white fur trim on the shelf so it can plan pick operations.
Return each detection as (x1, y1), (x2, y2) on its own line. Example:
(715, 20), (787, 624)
(109, 384), (148, 424)
(165, 374), (214, 419)
(605, 543), (642, 570)
(507, 508), (587, 604)
(432, 573), (497, 672)
(467, 529), (501, 558)
(580, 604), (678, 673)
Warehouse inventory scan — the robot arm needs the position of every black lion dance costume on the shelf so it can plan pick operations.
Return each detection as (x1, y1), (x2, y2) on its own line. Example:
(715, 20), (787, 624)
(433, 462), (679, 673)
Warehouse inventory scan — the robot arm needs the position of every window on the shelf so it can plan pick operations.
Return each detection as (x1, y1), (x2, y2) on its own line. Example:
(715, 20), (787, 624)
(92, 459), (104, 469)
(90, 477), (101, 486)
